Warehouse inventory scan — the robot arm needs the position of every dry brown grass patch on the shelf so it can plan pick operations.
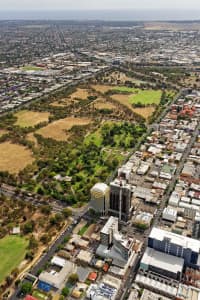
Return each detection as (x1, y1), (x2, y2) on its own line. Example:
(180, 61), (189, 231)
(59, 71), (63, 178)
(15, 110), (50, 127)
(92, 99), (116, 110)
(27, 133), (38, 146)
(133, 107), (155, 119)
(91, 85), (114, 93)
(70, 88), (89, 100)
(0, 142), (34, 174)
(37, 117), (92, 141)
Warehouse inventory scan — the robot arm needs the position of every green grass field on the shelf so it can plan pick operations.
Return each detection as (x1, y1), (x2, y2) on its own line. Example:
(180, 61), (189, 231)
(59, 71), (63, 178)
(32, 290), (48, 300)
(22, 65), (44, 71)
(0, 236), (28, 283)
(112, 87), (162, 105)
(78, 224), (89, 236)
(129, 90), (162, 105)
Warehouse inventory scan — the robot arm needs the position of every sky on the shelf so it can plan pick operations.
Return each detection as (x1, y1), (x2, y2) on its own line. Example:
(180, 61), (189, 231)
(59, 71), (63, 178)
(1, 0), (200, 11)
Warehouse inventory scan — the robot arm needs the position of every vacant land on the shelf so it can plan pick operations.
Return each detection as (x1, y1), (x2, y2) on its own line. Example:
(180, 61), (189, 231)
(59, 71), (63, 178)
(15, 110), (50, 127)
(37, 117), (92, 141)
(0, 236), (28, 283)
(0, 142), (34, 174)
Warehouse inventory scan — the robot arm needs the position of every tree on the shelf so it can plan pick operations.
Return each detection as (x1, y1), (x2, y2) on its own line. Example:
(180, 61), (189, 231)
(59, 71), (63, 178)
(23, 220), (35, 234)
(20, 282), (32, 295)
(68, 273), (79, 285)
(61, 287), (70, 297)
(62, 208), (72, 218)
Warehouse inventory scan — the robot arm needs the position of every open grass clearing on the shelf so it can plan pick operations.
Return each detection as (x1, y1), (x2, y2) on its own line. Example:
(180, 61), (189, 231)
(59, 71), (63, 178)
(133, 107), (156, 119)
(92, 99), (116, 110)
(129, 90), (162, 105)
(111, 94), (135, 111)
(37, 117), (92, 141)
(0, 142), (34, 174)
(91, 84), (115, 93)
(0, 235), (28, 283)
(15, 110), (50, 127)
(70, 88), (90, 100)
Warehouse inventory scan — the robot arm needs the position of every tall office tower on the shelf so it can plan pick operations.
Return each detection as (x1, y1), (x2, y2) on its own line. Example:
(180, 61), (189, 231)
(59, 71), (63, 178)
(109, 179), (132, 222)
(90, 183), (110, 215)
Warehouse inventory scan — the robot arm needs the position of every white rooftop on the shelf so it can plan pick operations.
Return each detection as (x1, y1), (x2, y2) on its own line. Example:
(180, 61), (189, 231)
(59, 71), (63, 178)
(150, 227), (200, 253)
(141, 247), (184, 273)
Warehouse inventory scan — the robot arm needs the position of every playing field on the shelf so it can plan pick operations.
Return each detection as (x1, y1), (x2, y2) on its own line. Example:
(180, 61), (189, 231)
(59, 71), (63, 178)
(37, 117), (92, 141)
(0, 142), (34, 174)
(129, 90), (162, 105)
(0, 236), (28, 283)
(15, 110), (50, 127)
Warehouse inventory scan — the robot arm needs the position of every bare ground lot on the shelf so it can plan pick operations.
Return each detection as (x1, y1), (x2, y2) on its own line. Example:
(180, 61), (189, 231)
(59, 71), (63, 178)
(37, 117), (92, 141)
(0, 142), (34, 174)
(15, 110), (50, 127)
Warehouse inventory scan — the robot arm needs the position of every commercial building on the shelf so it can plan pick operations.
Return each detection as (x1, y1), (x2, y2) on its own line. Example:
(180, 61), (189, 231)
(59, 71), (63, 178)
(90, 183), (110, 215)
(38, 260), (73, 289)
(109, 179), (132, 222)
(99, 216), (134, 261)
(140, 289), (171, 300)
(140, 247), (184, 280)
(86, 274), (121, 300)
(162, 206), (177, 222)
(148, 227), (200, 269)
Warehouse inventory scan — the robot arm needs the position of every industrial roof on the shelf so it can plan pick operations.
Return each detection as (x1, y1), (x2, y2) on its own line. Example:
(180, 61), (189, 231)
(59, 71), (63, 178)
(141, 247), (184, 273)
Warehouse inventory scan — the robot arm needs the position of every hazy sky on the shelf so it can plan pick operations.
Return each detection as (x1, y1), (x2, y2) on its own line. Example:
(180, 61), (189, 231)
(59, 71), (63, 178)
(1, 0), (200, 10)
